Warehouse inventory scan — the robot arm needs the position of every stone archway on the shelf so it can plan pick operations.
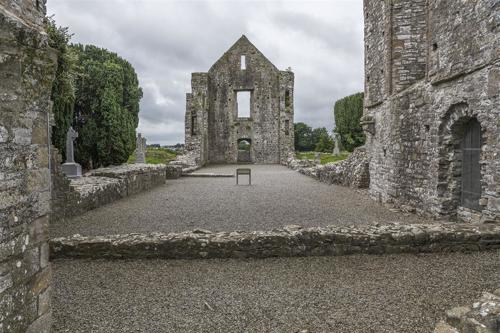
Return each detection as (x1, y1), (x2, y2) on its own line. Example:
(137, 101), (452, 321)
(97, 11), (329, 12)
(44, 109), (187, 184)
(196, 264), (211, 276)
(437, 103), (485, 218)
(237, 138), (252, 163)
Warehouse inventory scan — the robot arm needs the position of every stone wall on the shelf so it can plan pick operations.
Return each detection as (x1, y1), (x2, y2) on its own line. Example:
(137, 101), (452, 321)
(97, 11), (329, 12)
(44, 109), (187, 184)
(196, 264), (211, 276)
(0, 0), (56, 332)
(184, 35), (294, 166)
(363, 0), (499, 222)
(50, 222), (500, 260)
(51, 163), (167, 222)
(434, 290), (500, 333)
(287, 147), (370, 189)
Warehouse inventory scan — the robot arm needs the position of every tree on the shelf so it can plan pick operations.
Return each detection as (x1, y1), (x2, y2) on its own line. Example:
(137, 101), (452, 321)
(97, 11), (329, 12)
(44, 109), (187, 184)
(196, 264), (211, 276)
(313, 128), (334, 152)
(334, 92), (365, 152)
(72, 44), (143, 169)
(47, 17), (77, 161)
(294, 122), (314, 151)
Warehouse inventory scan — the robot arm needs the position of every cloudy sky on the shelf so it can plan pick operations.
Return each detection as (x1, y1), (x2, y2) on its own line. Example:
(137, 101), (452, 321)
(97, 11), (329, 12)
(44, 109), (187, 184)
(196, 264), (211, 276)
(48, 0), (364, 145)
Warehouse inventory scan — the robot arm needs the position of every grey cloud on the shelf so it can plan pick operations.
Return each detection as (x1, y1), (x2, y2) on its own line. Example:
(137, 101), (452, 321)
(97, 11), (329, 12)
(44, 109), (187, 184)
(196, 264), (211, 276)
(48, 0), (363, 145)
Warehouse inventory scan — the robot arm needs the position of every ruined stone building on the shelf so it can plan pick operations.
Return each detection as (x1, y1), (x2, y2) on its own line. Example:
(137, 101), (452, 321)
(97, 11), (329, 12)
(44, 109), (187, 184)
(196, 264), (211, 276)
(184, 35), (294, 165)
(362, 0), (499, 222)
(0, 0), (56, 331)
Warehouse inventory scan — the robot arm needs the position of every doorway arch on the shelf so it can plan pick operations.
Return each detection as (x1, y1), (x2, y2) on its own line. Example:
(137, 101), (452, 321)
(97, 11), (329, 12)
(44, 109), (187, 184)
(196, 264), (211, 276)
(237, 138), (252, 163)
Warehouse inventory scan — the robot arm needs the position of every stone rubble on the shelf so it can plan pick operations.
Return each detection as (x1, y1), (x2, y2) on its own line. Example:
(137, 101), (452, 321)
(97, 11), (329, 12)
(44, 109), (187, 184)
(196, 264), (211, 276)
(287, 146), (370, 189)
(434, 290), (500, 333)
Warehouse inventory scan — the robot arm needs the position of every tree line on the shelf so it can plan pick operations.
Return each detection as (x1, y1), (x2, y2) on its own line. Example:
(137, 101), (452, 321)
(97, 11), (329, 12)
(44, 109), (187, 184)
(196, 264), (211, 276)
(294, 92), (365, 153)
(48, 18), (142, 170)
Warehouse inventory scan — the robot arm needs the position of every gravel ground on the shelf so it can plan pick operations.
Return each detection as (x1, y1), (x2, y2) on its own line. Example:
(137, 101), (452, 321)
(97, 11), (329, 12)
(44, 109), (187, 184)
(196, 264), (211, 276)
(51, 164), (426, 237)
(52, 250), (500, 333)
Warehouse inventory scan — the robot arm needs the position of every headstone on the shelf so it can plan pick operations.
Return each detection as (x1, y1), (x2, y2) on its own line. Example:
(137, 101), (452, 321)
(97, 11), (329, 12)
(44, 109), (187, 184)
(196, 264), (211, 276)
(314, 152), (321, 164)
(135, 133), (147, 163)
(333, 133), (341, 156)
(61, 126), (82, 178)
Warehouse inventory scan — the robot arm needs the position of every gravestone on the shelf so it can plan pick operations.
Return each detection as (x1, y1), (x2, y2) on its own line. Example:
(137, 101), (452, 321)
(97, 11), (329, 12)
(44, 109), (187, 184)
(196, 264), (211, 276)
(136, 133), (147, 163)
(314, 152), (321, 164)
(62, 126), (82, 178)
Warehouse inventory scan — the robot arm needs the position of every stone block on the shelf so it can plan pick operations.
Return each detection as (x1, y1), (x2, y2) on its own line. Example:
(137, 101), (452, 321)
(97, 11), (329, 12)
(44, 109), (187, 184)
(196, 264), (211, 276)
(30, 267), (51, 297)
(433, 321), (457, 333)
(26, 311), (51, 333)
(61, 162), (82, 179)
(37, 286), (51, 316)
(39, 243), (49, 269)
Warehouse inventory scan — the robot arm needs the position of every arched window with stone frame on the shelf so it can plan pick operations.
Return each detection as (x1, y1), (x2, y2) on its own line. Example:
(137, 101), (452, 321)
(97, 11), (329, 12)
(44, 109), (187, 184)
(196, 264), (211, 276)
(437, 103), (485, 219)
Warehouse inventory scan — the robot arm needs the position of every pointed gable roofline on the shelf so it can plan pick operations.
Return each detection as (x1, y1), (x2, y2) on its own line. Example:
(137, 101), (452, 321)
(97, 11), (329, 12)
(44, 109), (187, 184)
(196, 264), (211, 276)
(209, 35), (279, 72)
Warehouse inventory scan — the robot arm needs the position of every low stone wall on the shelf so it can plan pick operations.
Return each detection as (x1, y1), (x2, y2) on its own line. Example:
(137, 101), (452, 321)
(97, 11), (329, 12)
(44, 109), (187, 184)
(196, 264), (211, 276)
(50, 223), (500, 260)
(165, 165), (183, 179)
(87, 164), (167, 196)
(434, 290), (500, 333)
(287, 147), (370, 189)
(51, 164), (167, 222)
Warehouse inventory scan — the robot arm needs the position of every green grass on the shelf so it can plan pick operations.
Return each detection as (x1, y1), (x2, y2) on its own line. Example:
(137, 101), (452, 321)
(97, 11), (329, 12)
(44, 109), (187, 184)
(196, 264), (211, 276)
(128, 147), (178, 165)
(296, 151), (350, 165)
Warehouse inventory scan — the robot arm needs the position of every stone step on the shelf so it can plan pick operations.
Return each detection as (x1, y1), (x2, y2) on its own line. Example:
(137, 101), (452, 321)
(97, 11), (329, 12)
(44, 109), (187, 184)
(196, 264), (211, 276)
(183, 173), (235, 177)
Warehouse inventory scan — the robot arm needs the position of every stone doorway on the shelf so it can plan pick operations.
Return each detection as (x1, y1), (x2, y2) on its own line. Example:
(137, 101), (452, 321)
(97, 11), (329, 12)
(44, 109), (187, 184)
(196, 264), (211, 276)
(237, 139), (252, 163)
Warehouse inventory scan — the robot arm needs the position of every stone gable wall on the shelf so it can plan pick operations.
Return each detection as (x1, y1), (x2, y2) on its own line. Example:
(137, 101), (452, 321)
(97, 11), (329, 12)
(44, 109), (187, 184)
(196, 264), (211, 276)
(184, 36), (294, 166)
(363, 0), (499, 222)
(0, 0), (56, 331)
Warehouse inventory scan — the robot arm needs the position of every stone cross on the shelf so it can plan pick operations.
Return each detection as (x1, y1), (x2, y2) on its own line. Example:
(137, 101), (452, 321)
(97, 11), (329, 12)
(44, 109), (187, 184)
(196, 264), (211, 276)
(61, 126), (82, 178)
(65, 126), (78, 163)
(135, 133), (147, 163)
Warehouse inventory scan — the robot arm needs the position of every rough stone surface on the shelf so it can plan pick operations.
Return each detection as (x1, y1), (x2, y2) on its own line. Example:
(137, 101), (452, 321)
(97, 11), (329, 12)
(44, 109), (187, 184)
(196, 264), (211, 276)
(49, 222), (500, 260)
(165, 164), (182, 179)
(288, 147), (370, 189)
(434, 291), (500, 333)
(363, 0), (500, 222)
(51, 163), (167, 222)
(183, 35), (294, 166)
(51, 251), (500, 332)
(0, 0), (56, 332)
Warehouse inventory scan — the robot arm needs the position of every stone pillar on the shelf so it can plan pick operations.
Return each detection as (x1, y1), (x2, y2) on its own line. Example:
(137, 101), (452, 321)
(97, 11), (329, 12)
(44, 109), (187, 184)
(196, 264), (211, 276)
(0, 0), (57, 332)
(332, 133), (341, 156)
(61, 126), (82, 178)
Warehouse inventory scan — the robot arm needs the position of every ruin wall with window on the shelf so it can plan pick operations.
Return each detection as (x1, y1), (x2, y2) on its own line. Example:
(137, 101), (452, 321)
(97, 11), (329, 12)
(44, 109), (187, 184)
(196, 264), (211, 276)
(362, 0), (499, 222)
(184, 35), (294, 165)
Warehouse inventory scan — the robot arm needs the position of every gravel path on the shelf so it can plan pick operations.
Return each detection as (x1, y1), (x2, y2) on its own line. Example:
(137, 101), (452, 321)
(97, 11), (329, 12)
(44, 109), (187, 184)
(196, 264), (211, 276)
(52, 250), (500, 333)
(51, 164), (426, 237)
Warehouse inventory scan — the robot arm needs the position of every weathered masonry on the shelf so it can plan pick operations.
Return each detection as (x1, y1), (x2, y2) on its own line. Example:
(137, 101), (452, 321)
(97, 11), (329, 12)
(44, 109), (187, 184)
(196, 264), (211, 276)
(0, 0), (56, 332)
(184, 35), (294, 165)
(362, 0), (499, 223)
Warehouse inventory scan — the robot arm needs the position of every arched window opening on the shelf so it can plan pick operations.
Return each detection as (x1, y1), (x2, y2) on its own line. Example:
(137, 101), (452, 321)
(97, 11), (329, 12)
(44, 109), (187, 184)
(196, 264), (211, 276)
(236, 91), (251, 118)
(461, 118), (482, 211)
(240, 55), (246, 70)
(285, 90), (291, 109)
(191, 114), (197, 136)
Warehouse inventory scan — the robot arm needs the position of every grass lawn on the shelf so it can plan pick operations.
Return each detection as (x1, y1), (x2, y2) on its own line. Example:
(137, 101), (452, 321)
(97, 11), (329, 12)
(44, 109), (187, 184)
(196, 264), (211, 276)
(296, 151), (350, 165)
(128, 147), (178, 164)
